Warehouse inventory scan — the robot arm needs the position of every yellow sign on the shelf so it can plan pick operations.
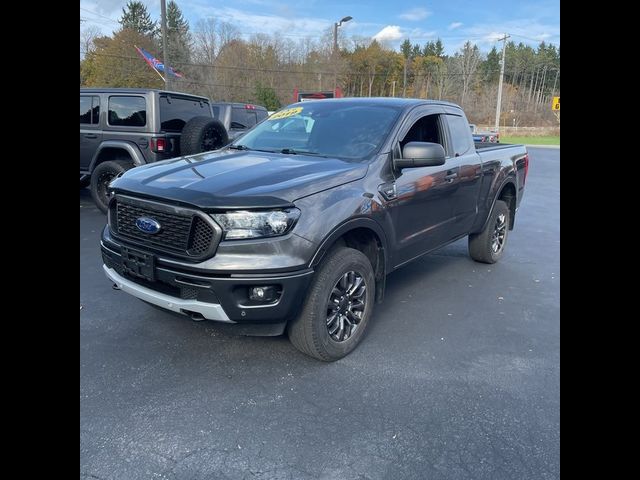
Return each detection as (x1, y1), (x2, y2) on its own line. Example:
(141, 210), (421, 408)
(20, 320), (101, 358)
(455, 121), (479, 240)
(269, 107), (303, 120)
(552, 96), (560, 111)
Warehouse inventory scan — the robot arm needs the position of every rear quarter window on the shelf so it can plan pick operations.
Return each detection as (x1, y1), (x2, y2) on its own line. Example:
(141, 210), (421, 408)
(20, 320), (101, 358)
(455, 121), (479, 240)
(80, 96), (100, 125)
(108, 96), (146, 127)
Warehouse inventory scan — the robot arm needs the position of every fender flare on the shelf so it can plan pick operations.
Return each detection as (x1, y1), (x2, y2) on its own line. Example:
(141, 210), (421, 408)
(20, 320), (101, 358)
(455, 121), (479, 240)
(89, 141), (146, 173)
(309, 216), (390, 271)
(479, 176), (517, 233)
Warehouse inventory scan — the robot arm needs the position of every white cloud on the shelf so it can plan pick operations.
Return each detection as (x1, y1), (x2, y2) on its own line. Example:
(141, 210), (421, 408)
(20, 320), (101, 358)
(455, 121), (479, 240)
(372, 25), (403, 43)
(405, 28), (437, 39)
(398, 8), (431, 21)
(484, 32), (507, 42)
(186, 3), (331, 38)
(448, 22), (463, 30)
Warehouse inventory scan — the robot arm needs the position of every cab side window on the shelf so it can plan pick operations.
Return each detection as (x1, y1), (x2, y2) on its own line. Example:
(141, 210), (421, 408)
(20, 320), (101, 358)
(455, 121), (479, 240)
(447, 115), (473, 156)
(399, 114), (445, 156)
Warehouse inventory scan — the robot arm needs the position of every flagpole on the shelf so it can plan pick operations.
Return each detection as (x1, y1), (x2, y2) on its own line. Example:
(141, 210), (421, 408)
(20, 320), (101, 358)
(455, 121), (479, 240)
(134, 45), (165, 84)
(151, 66), (165, 83)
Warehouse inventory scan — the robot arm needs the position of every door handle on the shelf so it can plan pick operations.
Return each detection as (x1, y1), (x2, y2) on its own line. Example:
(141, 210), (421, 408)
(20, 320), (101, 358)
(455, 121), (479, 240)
(444, 170), (458, 182)
(83, 134), (97, 139)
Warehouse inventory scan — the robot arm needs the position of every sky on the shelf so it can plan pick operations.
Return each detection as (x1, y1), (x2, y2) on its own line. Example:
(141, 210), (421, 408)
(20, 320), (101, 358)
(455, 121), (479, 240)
(80, 0), (560, 54)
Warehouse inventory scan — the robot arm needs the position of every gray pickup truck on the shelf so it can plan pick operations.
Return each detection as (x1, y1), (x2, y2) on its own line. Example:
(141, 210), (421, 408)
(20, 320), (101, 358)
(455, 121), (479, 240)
(211, 102), (269, 143)
(101, 98), (528, 361)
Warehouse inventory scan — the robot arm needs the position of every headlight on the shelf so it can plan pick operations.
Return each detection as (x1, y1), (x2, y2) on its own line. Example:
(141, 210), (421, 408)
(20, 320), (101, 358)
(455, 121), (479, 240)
(211, 209), (301, 240)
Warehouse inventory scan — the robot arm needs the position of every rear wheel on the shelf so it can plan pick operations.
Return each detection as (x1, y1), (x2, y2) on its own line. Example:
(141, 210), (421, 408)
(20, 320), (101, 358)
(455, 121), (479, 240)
(90, 160), (132, 213)
(287, 246), (375, 361)
(468, 200), (510, 264)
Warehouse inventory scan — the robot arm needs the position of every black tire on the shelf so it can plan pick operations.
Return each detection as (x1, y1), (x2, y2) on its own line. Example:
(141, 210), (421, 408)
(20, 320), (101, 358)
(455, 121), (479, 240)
(180, 116), (228, 155)
(80, 175), (90, 189)
(90, 160), (132, 214)
(287, 247), (375, 361)
(469, 200), (510, 264)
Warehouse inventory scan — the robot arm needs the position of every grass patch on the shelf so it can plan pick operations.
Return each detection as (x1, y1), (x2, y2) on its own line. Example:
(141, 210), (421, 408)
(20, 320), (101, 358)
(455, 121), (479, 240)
(501, 136), (560, 145)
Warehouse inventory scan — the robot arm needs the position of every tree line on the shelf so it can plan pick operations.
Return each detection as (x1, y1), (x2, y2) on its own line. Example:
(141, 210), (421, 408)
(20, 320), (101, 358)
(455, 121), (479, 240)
(80, 1), (560, 126)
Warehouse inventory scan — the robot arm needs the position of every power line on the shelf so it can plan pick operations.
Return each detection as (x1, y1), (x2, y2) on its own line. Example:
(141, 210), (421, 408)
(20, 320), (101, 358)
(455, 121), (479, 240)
(81, 50), (526, 77)
(79, 7), (120, 24)
(508, 33), (559, 46)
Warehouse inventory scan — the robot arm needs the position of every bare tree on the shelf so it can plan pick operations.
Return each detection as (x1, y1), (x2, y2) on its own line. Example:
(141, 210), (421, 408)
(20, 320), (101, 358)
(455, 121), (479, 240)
(193, 18), (218, 64)
(80, 25), (103, 56)
(454, 42), (481, 107)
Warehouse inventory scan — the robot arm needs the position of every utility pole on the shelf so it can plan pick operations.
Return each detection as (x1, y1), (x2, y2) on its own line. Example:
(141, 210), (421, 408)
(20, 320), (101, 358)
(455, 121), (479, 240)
(392, 80), (396, 97)
(494, 34), (510, 132)
(403, 58), (407, 97)
(332, 16), (352, 90)
(160, 0), (170, 90)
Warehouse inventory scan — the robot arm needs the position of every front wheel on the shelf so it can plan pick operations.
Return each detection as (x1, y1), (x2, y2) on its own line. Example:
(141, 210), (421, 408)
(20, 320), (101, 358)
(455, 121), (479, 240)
(468, 200), (510, 264)
(287, 247), (375, 361)
(90, 160), (132, 213)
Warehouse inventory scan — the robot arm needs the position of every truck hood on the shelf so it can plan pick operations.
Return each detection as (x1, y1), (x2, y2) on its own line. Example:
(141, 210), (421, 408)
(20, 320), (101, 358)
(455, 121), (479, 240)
(111, 150), (368, 209)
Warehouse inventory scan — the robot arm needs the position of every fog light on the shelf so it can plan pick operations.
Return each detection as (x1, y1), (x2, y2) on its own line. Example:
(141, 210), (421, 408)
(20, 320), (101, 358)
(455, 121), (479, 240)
(249, 286), (277, 302)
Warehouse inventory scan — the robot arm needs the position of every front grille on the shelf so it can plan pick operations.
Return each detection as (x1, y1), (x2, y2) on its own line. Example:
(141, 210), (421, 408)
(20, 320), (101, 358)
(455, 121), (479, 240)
(110, 196), (218, 259)
(180, 286), (200, 299)
(188, 217), (215, 255)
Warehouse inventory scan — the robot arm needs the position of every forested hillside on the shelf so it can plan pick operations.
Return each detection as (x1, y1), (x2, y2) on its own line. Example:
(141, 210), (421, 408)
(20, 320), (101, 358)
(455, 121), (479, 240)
(81, 1), (560, 126)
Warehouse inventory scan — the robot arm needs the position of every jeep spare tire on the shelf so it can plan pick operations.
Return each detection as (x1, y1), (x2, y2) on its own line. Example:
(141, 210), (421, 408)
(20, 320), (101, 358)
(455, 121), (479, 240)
(180, 116), (228, 155)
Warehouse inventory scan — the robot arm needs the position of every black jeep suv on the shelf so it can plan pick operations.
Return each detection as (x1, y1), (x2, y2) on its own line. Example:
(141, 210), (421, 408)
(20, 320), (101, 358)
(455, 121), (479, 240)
(80, 88), (229, 212)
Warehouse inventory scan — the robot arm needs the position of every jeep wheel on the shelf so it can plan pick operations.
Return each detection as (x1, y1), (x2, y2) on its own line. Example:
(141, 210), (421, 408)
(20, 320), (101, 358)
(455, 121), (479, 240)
(180, 116), (228, 155)
(287, 246), (375, 361)
(90, 160), (131, 214)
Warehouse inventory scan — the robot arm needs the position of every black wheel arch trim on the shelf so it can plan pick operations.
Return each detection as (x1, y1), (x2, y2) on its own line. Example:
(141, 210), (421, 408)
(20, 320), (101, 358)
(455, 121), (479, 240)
(89, 141), (145, 172)
(308, 217), (389, 303)
(308, 217), (389, 271)
(478, 176), (517, 233)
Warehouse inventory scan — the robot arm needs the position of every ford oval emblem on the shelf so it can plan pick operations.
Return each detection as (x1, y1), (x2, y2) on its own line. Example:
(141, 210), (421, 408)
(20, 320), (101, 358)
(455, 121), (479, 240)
(135, 217), (161, 234)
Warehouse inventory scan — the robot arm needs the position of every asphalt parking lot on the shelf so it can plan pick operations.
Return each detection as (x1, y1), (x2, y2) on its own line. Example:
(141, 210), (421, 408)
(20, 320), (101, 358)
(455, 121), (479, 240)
(80, 147), (560, 480)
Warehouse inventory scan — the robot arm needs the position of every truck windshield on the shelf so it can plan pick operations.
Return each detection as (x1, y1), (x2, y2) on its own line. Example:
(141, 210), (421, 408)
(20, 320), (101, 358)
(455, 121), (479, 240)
(231, 102), (401, 160)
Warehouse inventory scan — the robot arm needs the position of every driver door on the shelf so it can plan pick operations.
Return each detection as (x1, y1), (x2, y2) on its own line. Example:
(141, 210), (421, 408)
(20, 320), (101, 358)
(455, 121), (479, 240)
(386, 107), (459, 267)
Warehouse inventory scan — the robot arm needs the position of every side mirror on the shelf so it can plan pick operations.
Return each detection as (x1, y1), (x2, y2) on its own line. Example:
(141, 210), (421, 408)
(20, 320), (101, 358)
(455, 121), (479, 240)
(394, 142), (446, 169)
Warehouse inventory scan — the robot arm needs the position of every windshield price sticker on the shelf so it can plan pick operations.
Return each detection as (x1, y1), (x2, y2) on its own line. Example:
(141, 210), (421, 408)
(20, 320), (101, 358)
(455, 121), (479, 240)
(269, 107), (303, 120)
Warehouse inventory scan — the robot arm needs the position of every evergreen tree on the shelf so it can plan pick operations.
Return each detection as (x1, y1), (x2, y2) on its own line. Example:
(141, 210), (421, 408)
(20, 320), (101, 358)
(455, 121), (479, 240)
(400, 39), (412, 59)
(167, 1), (192, 66)
(482, 46), (500, 82)
(119, 1), (156, 36)
(423, 41), (435, 57)
(254, 83), (281, 111)
(433, 39), (444, 58)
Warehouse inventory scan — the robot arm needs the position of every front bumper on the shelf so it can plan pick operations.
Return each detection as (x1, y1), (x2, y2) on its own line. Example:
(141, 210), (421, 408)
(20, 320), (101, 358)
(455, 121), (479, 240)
(104, 265), (233, 322)
(101, 238), (314, 335)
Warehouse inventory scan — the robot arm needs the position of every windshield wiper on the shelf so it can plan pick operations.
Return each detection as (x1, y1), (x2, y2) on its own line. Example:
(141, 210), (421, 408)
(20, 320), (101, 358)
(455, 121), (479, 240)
(279, 148), (329, 157)
(228, 144), (251, 151)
